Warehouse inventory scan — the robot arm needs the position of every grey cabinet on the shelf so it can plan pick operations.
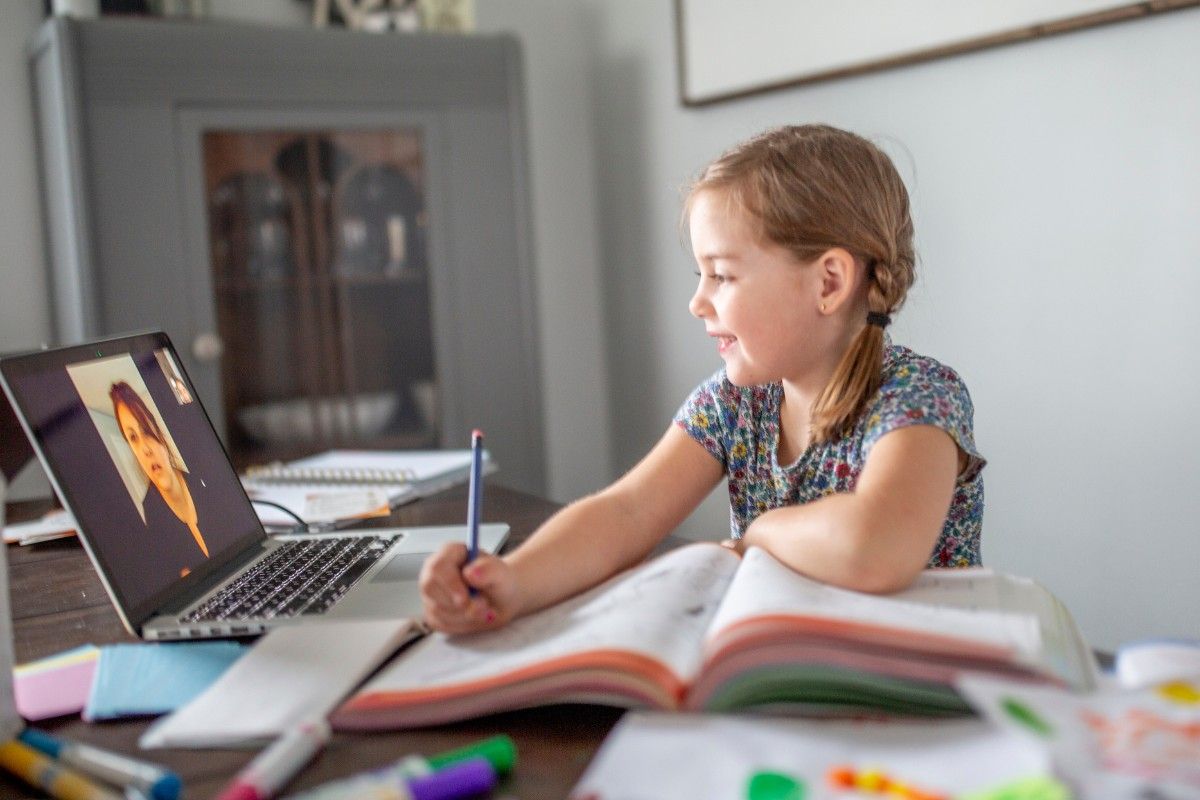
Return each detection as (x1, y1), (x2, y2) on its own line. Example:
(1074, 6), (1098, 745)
(29, 16), (545, 494)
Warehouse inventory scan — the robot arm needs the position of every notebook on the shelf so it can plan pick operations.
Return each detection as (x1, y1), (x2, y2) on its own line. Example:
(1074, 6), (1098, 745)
(0, 331), (509, 641)
(244, 449), (494, 529)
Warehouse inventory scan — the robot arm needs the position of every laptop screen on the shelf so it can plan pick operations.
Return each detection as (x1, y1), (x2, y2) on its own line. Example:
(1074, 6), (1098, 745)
(1, 332), (264, 626)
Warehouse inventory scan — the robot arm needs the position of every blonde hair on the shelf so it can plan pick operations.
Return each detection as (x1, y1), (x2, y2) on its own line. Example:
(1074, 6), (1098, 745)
(684, 124), (916, 443)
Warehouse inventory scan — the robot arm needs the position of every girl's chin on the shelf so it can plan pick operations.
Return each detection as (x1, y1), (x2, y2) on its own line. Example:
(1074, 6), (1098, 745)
(723, 360), (780, 387)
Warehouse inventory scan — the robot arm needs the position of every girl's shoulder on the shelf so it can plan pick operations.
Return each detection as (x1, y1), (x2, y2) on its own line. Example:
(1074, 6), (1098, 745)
(879, 341), (971, 400)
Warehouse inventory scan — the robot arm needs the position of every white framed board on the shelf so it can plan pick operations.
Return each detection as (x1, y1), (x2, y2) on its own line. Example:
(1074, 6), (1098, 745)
(675, 0), (1200, 106)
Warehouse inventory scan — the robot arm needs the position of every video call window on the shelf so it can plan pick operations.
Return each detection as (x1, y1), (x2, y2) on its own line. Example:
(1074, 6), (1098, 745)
(66, 353), (211, 570)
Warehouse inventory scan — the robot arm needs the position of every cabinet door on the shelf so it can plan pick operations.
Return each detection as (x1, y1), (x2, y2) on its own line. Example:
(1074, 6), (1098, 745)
(201, 128), (439, 468)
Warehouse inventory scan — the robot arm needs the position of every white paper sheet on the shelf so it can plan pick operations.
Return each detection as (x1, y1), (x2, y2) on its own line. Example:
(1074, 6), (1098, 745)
(572, 712), (1050, 800)
(140, 619), (419, 748)
(959, 673), (1200, 798)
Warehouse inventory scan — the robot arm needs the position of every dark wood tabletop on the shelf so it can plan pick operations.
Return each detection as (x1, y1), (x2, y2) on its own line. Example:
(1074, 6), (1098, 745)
(3, 484), (624, 799)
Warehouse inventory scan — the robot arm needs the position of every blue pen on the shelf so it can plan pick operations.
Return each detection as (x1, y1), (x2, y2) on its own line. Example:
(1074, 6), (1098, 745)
(465, 430), (484, 596)
(18, 728), (182, 800)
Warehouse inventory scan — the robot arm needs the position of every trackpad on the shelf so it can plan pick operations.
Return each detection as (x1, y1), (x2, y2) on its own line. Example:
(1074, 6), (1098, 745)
(371, 552), (433, 583)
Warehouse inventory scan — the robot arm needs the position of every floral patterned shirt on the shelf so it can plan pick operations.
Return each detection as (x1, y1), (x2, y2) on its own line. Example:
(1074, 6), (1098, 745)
(673, 339), (985, 567)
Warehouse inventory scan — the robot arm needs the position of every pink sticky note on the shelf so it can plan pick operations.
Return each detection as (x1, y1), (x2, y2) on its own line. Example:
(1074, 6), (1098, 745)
(14, 656), (98, 720)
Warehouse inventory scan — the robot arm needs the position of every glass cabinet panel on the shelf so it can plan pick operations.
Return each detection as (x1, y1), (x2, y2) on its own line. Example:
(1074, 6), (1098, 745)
(203, 129), (438, 468)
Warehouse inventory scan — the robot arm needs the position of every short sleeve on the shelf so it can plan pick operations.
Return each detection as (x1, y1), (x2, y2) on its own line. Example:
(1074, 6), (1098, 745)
(861, 359), (986, 482)
(672, 369), (735, 467)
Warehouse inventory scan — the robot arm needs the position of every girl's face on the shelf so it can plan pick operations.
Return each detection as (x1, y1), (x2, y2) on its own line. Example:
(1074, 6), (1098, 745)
(687, 192), (824, 387)
(116, 402), (176, 495)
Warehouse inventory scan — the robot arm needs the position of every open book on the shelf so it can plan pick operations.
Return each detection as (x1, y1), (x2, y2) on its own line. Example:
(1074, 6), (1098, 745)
(243, 448), (495, 529)
(331, 543), (1098, 729)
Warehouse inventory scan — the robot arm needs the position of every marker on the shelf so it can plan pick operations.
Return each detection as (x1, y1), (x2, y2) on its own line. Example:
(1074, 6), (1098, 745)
(214, 719), (330, 800)
(424, 735), (515, 775)
(0, 739), (124, 800)
(17, 729), (181, 800)
(308, 733), (516, 789)
(1000, 696), (1054, 737)
(465, 429), (484, 595)
(286, 755), (497, 800)
(960, 776), (1071, 800)
(827, 765), (947, 800)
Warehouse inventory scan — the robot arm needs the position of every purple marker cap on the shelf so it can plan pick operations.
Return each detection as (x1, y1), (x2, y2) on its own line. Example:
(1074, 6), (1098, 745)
(408, 756), (498, 800)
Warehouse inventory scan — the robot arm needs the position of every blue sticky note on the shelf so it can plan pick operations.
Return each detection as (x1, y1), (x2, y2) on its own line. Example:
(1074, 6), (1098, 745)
(84, 641), (247, 721)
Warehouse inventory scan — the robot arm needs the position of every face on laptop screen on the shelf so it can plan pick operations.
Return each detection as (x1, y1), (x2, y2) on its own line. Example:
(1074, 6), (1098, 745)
(3, 337), (262, 616)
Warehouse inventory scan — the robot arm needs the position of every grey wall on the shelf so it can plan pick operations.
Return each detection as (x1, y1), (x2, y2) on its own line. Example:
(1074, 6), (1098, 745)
(1, 1), (53, 499)
(3, 0), (1198, 650)
(480, 1), (1199, 652)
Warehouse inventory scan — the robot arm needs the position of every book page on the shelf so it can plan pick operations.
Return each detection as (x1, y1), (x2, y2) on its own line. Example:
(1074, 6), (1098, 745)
(707, 548), (1043, 657)
(355, 543), (741, 694)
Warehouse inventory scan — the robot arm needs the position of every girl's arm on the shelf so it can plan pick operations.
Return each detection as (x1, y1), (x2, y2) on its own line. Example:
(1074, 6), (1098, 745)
(741, 424), (960, 594)
(420, 425), (723, 633)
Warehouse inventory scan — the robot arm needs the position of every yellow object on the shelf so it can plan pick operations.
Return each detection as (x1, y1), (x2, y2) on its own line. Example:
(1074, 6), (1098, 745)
(0, 739), (123, 800)
(1156, 681), (1200, 705)
(856, 769), (888, 792)
(960, 775), (1071, 800)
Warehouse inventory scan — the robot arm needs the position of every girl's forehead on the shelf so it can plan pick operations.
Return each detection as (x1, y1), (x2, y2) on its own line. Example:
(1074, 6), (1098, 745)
(691, 196), (767, 254)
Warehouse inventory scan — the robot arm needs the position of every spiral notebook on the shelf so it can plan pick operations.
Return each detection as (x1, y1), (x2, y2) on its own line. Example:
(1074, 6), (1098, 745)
(243, 449), (495, 529)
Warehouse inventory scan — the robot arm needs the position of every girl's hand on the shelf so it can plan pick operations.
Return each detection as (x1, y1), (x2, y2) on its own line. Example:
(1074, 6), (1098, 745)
(419, 542), (520, 634)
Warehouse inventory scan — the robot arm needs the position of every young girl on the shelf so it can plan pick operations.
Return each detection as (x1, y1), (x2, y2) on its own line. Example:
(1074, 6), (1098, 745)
(421, 124), (985, 634)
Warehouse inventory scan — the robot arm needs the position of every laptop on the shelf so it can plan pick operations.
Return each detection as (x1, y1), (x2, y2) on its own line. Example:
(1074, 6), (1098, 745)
(0, 331), (508, 640)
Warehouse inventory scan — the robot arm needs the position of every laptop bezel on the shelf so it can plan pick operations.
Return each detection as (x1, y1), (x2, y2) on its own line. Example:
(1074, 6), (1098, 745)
(0, 330), (269, 634)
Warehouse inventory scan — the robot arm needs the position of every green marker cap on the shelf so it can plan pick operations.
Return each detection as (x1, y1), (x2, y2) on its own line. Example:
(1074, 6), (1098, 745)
(426, 735), (517, 775)
(746, 770), (805, 800)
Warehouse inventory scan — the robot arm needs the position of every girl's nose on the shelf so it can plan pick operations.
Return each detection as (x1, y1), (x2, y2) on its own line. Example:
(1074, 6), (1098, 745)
(688, 284), (710, 319)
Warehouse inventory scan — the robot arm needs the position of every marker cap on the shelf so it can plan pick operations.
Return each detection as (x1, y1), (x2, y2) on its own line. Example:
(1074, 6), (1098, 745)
(17, 728), (63, 758)
(424, 735), (516, 776)
(408, 757), (496, 800)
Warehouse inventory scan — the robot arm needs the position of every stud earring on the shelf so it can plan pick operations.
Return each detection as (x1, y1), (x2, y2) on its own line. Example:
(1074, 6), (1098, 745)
(820, 303), (827, 313)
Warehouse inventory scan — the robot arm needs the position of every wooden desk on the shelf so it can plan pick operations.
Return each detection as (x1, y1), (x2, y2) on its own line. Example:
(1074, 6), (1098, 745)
(3, 484), (621, 799)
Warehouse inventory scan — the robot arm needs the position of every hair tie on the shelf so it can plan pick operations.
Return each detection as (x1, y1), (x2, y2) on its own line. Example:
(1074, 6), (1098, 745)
(866, 311), (891, 328)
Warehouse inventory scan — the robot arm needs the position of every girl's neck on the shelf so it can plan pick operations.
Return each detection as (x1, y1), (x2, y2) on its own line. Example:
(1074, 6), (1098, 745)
(777, 322), (866, 462)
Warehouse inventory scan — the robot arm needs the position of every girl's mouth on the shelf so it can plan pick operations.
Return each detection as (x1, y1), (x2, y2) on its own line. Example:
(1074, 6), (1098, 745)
(716, 336), (736, 355)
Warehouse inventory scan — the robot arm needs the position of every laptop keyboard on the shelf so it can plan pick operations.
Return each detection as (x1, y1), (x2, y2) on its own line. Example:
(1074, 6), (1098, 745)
(181, 535), (398, 623)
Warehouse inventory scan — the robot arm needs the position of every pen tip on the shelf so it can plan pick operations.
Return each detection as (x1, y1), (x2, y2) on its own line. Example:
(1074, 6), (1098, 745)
(472, 428), (484, 441)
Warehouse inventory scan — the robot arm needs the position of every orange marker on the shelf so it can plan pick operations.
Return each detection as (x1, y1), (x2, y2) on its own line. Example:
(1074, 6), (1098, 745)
(825, 766), (948, 800)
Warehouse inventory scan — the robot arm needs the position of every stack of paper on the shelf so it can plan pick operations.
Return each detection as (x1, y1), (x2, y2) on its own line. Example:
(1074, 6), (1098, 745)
(2, 508), (76, 546)
(243, 449), (494, 530)
(84, 641), (247, 720)
(13, 645), (99, 720)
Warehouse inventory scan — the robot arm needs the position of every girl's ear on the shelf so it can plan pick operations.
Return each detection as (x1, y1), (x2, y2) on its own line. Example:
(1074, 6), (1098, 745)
(814, 247), (860, 314)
